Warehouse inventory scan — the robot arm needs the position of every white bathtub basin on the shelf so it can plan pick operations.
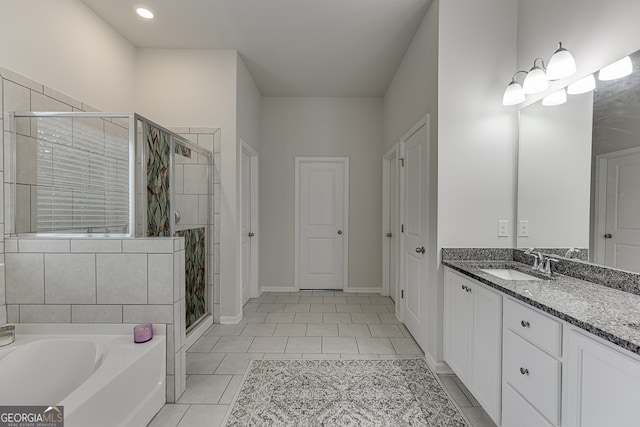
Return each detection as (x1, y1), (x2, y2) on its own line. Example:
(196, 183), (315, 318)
(0, 323), (166, 427)
(480, 268), (544, 281)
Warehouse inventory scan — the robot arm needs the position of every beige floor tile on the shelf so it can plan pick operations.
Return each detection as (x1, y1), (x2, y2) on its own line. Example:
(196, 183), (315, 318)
(310, 303), (336, 312)
(351, 313), (381, 324)
(215, 353), (260, 375)
(256, 303), (285, 313)
(240, 312), (268, 323)
(322, 336), (358, 353)
(240, 322), (276, 336)
(177, 404), (229, 427)
(460, 407), (497, 427)
(211, 336), (254, 353)
(178, 375), (232, 404)
(248, 336), (288, 353)
(286, 336), (322, 353)
(336, 304), (362, 313)
(206, 324), (246, 336)
(242, 302), (260, 313)
(369, 296), (394, 305)
(356, 293), (380, 297)
(250, 296), (277, 303)
(341, 354), (379, 359)
(186, 352), (225, 374)
(362, 304), (390, 313)
(187, 336), (220, 352)
(369, 324), (404, 338)
(338, 324), (371, 337)
(346, 296), (371, 304)
(356, 337), (396, 354)
(299, 296), (324, 304)
(294, 312), (324, 323)
(322, 313), (352, 323)
(264, 312), (296, 323)
(323, 296), (347, 304)
(148, 404), (189, 427)
(218, 375), (245, 404)
(283, 303), (311, 312)
(274, 323), (307, 336)
(302, 353), (341, 359)
(263, 353), (302, 359)
(390, 337), (423, 355)
(378, 313), (401, 324)
(275, 296), (300, 303)
(453, 376), (481, 406)
(306, 323), (338, 336)
(312, 291), (335, 296)
(439, 375), (473, 407)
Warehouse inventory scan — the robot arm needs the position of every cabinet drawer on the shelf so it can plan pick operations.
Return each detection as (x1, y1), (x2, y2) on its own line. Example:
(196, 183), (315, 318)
(504, 297), (562, 357)
(502, 383), (554, 427)
(504, 330), (561, 424)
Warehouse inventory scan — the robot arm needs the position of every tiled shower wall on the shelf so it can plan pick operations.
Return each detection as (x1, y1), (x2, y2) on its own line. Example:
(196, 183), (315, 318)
(170, 127), (221, 323)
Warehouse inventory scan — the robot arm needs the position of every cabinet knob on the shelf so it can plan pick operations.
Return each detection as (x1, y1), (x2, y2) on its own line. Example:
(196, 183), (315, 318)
(520, 320), (530, 328)
(520, 367), (529, 375)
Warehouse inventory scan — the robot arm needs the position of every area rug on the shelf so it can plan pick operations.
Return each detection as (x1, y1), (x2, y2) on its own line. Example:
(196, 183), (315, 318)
(224, 358), (469, 426)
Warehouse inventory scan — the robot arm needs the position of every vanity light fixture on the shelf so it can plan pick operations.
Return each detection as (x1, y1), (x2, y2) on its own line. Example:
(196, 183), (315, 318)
(523, 58), (549, 94)
(542, 88), (567, 106)
(502, 71), (528, 105)
(136, 6), (155, 19)
(599, 56), (632, 81)
(546, 42), (577, 80)
(567, 74), (596, 95)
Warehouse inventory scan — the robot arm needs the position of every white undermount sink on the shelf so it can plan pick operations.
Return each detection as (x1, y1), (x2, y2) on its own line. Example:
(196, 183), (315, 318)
(480, 268), (544, 281)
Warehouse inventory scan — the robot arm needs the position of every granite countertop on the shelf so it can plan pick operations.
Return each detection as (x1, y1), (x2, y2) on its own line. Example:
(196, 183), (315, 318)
(443, 260), (640, 356)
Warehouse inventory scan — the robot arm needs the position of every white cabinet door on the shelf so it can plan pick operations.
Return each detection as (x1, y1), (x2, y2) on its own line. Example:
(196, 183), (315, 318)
(564, 329), (640, 427)
(444, 269), (472, 381)
(471, 281), (503, 423)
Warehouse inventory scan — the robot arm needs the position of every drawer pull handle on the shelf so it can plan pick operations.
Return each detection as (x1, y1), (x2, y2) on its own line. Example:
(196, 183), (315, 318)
(520, 367), (529, 375)
(521, 320), (530, 328)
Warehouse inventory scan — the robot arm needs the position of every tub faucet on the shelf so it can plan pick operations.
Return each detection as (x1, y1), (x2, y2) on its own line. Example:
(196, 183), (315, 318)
(0, 325), (15, 347)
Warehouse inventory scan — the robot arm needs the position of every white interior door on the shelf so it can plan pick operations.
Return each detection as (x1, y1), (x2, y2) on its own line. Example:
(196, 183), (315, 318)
(602, 149), (640, 272)
(400, 118), (429, 350)
(241, 149), (252, 305)
(296, 158), (348, 290)
(383, 147), (399, 302)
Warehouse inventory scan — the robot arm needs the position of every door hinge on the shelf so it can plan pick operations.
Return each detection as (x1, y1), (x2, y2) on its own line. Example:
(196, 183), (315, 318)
(401, 290), (404, 298)
(399, 158), (405, 167)
(401, 224), (404, 233)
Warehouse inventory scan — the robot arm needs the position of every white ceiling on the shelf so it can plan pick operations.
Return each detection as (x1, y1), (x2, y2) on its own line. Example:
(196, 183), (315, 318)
(80, 0), (431, 97)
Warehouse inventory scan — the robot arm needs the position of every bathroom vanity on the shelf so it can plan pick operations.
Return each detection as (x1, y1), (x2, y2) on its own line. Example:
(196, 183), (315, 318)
(443, 250), (640, 427)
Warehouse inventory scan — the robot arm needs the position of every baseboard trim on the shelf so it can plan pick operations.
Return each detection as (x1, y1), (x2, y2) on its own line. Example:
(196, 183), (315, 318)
(344, 287), (383, 294)
(220, 313), (243, 324)
(426, 352), (454, 375)
(260, 286), (296, 293)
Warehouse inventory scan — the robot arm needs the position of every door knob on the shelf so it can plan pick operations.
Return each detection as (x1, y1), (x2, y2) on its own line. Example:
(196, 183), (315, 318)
(248, 232), (255, 237)
(604, 233), (612, 239)
(337, 230), (343, 235)
(415, 246), (425, 254)
(386, 232), (392, 238)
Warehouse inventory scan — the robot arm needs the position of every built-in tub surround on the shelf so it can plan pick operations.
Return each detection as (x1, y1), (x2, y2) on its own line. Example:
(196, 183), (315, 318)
(4, 237), (187, 402)
(443, 248), (640, 355)
(0, 323), (166, 427)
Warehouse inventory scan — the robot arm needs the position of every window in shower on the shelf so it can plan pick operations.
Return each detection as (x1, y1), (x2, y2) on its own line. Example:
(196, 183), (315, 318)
(9, 113), (135, 236)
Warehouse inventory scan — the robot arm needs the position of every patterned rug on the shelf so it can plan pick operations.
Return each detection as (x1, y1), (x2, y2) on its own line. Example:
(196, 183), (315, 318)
(224, 358), (469, 426)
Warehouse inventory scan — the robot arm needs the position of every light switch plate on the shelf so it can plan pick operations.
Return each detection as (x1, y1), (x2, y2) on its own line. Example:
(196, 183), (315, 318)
(498, 220), (509, 237)
(518, 220), (530, 237)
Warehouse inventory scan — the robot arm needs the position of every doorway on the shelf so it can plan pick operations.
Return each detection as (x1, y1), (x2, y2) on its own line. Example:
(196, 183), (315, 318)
(295, 157), (349, 290)
(241, 140), (259, 305)
(382, 144), (400, 303)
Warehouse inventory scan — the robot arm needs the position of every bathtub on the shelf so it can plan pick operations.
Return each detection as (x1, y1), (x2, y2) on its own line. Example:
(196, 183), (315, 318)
(0, 323), (166, 427)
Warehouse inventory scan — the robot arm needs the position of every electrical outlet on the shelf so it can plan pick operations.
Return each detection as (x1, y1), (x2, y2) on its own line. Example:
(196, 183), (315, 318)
(518, 220), (530, 237)
(498, 220), (509, 237)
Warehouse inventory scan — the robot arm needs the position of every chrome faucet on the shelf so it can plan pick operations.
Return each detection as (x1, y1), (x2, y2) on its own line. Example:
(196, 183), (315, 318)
(524, 248), (543, 269)
(0, 325), (15, 347)
(524, 248), (558, 277)
(564, 248), (580, 259)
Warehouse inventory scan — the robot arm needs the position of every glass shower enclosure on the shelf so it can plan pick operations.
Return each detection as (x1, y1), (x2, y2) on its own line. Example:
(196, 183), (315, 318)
(8, 112), (215, 333)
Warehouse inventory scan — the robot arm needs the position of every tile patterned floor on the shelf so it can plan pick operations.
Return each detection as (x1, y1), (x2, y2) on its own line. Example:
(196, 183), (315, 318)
(148, 290), (496, 427)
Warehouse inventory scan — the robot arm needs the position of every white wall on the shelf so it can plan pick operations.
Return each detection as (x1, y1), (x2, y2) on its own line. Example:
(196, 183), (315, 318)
(135, 49), (243, 321)
(237, 55), (262, 152)
(518, 93), (593, 248)
(517, 0), (640, 106)
(0, 0), (135, 111)
(260, 97), (383, 289)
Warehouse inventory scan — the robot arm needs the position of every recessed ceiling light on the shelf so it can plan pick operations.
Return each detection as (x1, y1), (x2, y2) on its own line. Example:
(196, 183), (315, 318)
(136, 7), (154, 19)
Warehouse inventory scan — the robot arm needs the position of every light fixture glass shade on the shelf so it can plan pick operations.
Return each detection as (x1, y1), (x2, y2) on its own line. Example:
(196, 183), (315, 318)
(546, 43), (576, 80)
(503, 81), (526, 105)
(599, 56), (632, 81)
(567, 74), (596, 95)
(542, 89), (567, 106)
(523, 66), (548, 94)
(136, 7), (154, 19)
